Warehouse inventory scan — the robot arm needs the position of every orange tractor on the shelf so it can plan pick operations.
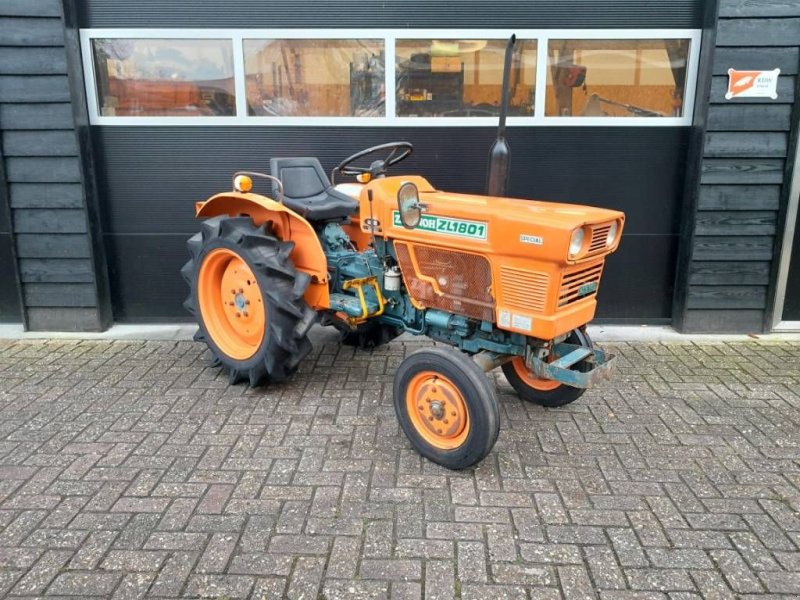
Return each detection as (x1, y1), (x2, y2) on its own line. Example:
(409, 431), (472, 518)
(183, 38), (624, 469)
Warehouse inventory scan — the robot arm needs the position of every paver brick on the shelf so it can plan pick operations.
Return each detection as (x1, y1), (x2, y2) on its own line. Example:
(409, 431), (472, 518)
(47, 571), (122, 596)
(0, 337), (799, 598)
(10, 549), (71, 595)
(185, 573), (254, 598)
(327, 535), (361, 579)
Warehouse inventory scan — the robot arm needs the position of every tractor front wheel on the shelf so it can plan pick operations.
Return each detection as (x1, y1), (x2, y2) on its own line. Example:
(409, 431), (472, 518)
(394, 347), (500, 470)
(182, 216), (316, 386)
(501, 328), (592, 407)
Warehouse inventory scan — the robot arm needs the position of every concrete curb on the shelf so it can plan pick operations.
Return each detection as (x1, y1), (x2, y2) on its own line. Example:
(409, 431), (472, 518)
(1, 323), (799, 343)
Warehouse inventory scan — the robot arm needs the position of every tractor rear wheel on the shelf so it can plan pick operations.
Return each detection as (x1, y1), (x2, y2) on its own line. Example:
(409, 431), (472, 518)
(501, 328), (592, 407)
(182, 216), (316, 386)
(394, 347), (500, 470)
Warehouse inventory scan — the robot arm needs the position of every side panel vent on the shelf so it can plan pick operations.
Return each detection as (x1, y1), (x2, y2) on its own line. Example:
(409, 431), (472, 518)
(499, 265), (550, 313)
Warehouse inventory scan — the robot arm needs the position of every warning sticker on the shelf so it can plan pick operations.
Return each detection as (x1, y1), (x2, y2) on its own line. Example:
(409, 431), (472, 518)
(511, 314), (533, 332)
(498, 310), (511, 328)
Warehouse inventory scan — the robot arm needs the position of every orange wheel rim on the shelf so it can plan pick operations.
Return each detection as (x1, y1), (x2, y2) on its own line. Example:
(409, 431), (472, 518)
(511, 356), (561, 391)
(197, 248), (265, 360)
(406, 371), (470, 450)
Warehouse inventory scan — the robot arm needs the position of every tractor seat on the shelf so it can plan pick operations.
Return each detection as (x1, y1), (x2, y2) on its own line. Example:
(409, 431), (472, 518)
(269, 157), (359, 222)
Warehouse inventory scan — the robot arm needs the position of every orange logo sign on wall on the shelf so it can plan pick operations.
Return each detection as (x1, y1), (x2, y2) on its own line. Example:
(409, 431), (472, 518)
(726, 68), (780, 100)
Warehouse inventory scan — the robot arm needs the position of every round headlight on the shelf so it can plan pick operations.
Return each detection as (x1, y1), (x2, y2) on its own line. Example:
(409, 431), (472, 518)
(606, 221), (618, 246)
(569, 228), (585, 257)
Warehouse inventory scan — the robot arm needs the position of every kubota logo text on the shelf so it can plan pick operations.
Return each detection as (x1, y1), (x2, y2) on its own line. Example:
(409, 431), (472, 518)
(392, 211), (487, 240)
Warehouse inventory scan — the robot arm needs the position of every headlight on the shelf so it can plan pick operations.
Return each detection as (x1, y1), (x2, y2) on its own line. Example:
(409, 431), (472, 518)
(606, 221), (618, 246)
(569, 228), (585, 258)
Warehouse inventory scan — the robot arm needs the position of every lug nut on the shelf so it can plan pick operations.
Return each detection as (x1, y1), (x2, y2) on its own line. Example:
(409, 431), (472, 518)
(451, 411), (456, 416)
(428, 416), (433, 421)
(235, 312), (241, 318)
(238, 288), (244, 293)
(243, 312), (249, 317)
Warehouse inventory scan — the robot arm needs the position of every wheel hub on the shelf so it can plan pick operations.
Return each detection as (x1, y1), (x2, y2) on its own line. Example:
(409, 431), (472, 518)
(429, 400), (445, 420)
(234, 293), (247, 311)
(407, 373), (470, 449)
(197, 248), (266, 361)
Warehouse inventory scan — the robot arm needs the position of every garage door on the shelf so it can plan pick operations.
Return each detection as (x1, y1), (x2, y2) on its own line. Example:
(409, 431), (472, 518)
(80, 0), (705, 323)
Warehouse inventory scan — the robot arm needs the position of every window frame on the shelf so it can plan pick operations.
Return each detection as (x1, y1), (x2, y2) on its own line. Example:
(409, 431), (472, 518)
(80, 28), (702, 127)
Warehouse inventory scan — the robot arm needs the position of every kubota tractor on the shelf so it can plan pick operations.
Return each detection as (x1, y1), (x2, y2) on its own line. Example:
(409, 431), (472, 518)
(182, 38), (624, 469)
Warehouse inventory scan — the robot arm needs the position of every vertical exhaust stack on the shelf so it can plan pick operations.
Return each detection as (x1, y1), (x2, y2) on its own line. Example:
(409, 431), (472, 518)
(486, 34), (516, 197)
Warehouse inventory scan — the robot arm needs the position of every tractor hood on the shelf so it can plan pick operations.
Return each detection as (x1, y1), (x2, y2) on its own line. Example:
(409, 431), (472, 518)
(358, 176), (625, 265)
(425, 190), (624, 231)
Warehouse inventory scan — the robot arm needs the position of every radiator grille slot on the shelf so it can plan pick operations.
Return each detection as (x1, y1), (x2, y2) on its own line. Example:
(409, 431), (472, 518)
(499, 265), (549, 313)
(589, 224), (611, 253)
(395, 242), (495, 321)
(559, 262), (604, 307)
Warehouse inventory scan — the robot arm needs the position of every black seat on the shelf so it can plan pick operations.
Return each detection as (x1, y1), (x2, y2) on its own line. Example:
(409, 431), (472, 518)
(269, 157), (359, 222)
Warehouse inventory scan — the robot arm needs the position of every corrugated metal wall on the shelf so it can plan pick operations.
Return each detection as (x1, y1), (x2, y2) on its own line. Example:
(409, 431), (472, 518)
(92, 126), (688, 322)
(81, 0), (703, 323)
(79, 0), (702, 29)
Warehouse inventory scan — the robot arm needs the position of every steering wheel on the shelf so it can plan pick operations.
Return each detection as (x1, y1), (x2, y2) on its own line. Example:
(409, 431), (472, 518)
(334, 142), (413, 180)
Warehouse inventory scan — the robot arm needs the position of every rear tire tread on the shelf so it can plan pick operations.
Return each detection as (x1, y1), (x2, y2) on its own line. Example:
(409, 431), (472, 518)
(183, 216), (316, 386)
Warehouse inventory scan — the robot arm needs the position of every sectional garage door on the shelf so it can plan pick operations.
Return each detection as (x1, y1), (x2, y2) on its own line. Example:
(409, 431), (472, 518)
(80, 0), (704, 323)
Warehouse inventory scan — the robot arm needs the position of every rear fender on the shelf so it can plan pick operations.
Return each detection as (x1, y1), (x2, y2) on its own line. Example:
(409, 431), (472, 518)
(195, 192), (329, 309)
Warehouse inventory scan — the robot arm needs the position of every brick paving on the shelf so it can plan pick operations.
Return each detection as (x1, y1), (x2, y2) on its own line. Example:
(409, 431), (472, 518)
(0, 332), (799, 599)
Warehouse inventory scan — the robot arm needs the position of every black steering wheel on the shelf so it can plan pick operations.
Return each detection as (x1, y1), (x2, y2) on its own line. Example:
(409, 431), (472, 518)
(334, 142), (413, 180)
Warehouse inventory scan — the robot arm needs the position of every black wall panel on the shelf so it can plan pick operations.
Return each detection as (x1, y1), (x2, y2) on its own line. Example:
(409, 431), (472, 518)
(103, 234), (188, 322)
(0, 1), (110, 330)
(676, 0), (800, 332)
(80, 0), (703, 29)
(93, 126), (687, 321)
(0, 234), (20, 322)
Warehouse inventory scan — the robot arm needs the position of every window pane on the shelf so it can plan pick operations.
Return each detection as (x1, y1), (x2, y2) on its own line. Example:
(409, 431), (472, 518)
(244, 39), (385, 116)
(91, 39), (236, 117)
(395, 39), (537, 117)
(546, 39), (691, 117)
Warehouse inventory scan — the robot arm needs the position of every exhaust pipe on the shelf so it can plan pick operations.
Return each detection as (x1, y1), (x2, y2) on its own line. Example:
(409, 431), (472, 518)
(486, 34), (516, 197)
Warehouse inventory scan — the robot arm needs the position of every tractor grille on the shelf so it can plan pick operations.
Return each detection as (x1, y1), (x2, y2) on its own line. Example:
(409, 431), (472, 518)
(395, 242), (495, 322)
(558, 261), (604, 307)
(586, 222), (614, 256)
(499, 265), (549, 313)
